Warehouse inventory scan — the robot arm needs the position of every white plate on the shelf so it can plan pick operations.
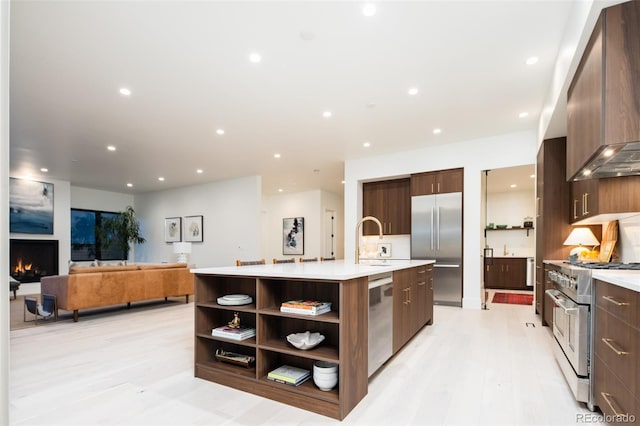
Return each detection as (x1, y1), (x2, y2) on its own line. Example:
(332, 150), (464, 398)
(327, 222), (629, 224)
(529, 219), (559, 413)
(222, 294), (251, 301)
(217, 296), (252, 305)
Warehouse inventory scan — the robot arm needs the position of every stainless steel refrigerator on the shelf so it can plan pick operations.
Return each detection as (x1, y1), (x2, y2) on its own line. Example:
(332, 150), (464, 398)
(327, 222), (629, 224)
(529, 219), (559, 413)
(411, 192), (463, 306)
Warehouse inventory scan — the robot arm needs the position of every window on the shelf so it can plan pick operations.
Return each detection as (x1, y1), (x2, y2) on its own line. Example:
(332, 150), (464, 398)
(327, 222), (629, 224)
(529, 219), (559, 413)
(70, 209), (126, 261)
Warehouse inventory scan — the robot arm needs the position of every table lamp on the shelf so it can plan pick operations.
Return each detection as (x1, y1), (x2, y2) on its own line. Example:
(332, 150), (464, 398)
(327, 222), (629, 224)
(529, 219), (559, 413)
(173, 242), (192, 264)
(563, 228), (599, 257)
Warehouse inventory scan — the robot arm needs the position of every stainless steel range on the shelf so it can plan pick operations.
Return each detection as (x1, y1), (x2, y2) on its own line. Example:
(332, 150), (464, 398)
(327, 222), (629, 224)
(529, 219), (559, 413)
(545, 261), (640, 411)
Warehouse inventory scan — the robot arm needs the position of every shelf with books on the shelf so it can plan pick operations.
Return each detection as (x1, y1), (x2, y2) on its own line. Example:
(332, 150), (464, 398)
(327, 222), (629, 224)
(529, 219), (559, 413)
(195, 306), (255, 340)
(257, 279), (340, 317)
(259, 307), (340, 323)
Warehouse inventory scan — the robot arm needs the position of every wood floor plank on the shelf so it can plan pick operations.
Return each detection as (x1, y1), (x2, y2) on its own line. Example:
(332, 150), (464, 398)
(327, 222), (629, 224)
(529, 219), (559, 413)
(10, 299), (603, 425)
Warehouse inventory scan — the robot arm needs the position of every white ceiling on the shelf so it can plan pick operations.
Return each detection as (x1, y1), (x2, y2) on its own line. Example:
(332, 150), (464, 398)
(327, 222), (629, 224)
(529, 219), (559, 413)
(10, 1), (580, 196)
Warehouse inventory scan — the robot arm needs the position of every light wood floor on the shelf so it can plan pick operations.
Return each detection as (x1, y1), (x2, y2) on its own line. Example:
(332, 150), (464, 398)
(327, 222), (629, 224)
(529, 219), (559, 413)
(10, 296), (601, 425)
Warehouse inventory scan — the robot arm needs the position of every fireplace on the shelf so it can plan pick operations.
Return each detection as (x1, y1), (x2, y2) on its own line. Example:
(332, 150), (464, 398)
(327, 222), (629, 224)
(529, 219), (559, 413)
(10, 239), (59, 283)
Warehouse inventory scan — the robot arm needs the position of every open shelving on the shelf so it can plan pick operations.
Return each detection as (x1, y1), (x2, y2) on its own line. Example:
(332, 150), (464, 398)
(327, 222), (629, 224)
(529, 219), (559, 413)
(193, 273), (368, 420)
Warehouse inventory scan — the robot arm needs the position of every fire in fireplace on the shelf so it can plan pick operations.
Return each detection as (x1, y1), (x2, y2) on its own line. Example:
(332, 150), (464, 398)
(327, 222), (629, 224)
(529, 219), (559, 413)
(10, 239), (59, 283)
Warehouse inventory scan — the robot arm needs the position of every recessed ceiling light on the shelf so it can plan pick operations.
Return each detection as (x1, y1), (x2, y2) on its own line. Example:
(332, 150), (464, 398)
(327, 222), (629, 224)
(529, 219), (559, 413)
(216, 129), (225, 135)
(40, 168), (48, 172)
(433, 128), (442, 134)
(278, 188), (283, 192)
(603, 148), (614, 157)
(158, 177), (165, 181)
(583, 170), (591, 176)
(119, 88), (131, 96)
(313, 169), (320, 173)
(363, 142), (371, 148)
(362, 3), (377, 17)
(274, 153), (281, 159)
(519, 112), (529, 118)
(510, 184), (517, 188)
(107, 145), (116, 151)
(249, 52), (261, 63)
(341, 180), (345, 184)
(408, 87), (418, 96)
(196, 169), (203, 174)
(323, 111), (332, 118)
(525, 56), (539, 65)
(530, 174), (535, 178)
(126, 183), (133, 187)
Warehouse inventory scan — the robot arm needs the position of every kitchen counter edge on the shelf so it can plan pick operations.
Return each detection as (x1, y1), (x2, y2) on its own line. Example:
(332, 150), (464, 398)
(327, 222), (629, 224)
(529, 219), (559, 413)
(191, 259), (435, 280)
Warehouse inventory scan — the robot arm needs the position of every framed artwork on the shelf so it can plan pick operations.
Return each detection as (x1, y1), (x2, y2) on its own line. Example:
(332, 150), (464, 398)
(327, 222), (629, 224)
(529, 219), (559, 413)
(184, 215), (203, 242)
(377, 243), (392, 258)
(283, 217), (304, 255)
(9, 177), (54, 234)
(164, 217), (182, 242)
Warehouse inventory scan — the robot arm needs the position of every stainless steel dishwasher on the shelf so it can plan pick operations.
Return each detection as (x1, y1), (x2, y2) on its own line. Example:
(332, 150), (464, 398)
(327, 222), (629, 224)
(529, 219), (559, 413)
(368, 272), (393, 377)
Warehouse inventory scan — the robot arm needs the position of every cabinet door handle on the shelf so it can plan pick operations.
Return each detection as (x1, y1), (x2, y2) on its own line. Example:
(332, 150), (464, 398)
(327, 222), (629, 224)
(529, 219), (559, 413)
(573, 199), (578, 220)
(418, 281), (426, 286)
(431, 183), (434, 193)
(602, 295), (630, 306)
(388, 222), (391, 234)
(536, 197), (540, 217)
(404, 288), (409, 305)
(601, 338), (629, 356)
(600, 392), (625, 417)
(506, 265), (509, 272)
(584, 192), (589, 215)
(437, 182), (440, 193)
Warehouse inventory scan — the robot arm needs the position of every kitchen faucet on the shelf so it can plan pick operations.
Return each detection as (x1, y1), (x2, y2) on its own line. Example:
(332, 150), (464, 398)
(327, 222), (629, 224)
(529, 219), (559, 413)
(355, 216), (383, 264)
(503, 244), (508, 256)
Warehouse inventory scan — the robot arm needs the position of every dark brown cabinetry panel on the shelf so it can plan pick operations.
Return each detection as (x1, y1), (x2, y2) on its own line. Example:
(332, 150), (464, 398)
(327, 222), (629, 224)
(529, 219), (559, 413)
(594, 279), (640, 418)
(392, 266), (433, 353)
(411, 168), (463, 196)
(571, 176), (640, 223)
(484, 258), (527, 290)
(362, 178), (410, 235)
(567, 2), (640, 180)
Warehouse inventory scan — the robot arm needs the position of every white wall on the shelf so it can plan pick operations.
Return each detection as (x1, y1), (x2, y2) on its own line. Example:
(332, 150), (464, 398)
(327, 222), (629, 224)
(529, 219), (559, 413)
(617, 216), (640, 263)
(321, 190), (345, 260)
(262, 189), (344, 262)
(485, 190), (535, 257)
(134, 175), (262, 268)
(345, 130), (538, 309)
(1, 0), (9, 420)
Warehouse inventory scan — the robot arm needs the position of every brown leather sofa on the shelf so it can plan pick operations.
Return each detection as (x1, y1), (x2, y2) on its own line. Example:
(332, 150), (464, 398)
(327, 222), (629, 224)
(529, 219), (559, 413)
(40, 263), (194, 321)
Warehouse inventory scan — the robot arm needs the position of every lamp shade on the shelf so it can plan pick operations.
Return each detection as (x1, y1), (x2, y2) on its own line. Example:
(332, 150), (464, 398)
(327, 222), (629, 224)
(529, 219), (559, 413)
(564, 228), (599, 257)
(173, 242), (192, 254)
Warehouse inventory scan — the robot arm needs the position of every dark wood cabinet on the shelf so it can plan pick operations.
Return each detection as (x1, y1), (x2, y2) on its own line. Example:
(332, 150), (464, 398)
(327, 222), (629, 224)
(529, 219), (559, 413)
(484, 258), (527, 290)
(535, 138), (573, 320)
(566, 2), (640, 181)
(571, 176), (640, 224)
(594, 279), (640, 418)
(393, 265), (433, 353)
(411, 168), (463, 196)
(362, 178), (410, 235)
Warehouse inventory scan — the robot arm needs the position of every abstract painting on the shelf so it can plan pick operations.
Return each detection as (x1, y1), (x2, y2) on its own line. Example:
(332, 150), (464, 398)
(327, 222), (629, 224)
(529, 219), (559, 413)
(10, 178), (54, 234)
(283, 217), (304, 255)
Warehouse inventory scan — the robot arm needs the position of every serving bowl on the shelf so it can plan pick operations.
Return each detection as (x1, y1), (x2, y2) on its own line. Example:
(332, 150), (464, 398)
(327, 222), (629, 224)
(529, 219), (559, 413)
(286, 331), (325, 350)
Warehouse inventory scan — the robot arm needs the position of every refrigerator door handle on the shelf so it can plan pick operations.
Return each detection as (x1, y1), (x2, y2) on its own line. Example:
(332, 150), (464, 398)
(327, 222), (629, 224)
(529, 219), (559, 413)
(434, 264), (460, 268)
(436, 206), (441, 250)
(430, 206), (435, 250)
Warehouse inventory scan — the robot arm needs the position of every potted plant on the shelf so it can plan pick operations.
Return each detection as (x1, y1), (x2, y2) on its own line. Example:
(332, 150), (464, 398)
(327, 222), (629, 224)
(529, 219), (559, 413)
(100, 206), (146, 260)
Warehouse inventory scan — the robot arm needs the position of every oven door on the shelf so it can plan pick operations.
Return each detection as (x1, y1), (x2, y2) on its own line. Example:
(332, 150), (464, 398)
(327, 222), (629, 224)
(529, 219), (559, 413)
(546, 289), (589, 377)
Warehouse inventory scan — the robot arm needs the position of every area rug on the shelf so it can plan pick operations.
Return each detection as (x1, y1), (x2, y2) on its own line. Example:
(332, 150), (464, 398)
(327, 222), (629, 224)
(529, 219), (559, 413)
(491, 292), (533, 305)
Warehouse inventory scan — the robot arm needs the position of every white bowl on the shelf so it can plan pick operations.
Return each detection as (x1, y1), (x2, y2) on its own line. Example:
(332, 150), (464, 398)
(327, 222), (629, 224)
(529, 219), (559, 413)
(313, 360), (338, 373)
(286, 332), (325, 350)
(313, 373), (337, 391)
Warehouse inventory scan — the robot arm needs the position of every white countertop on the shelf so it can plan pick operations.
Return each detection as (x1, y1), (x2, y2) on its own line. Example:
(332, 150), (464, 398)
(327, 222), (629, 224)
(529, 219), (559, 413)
(191, 259), (434, 280)
(592, 270), (640, 293)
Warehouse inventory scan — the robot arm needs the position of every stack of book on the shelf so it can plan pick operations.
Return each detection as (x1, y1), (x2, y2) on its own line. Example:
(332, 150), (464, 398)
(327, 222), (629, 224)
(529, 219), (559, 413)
(267, 365), (311, 386)
(211, 325), (256, 341)
(280, 300), (332, 316)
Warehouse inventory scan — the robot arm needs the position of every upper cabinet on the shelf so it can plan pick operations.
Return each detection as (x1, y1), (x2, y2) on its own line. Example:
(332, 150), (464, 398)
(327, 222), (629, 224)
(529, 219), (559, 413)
(411, 168), (463, 196)
(571, 175), (640, 224)
(566, 2), (640, 181)
(362, 178), (411, 235)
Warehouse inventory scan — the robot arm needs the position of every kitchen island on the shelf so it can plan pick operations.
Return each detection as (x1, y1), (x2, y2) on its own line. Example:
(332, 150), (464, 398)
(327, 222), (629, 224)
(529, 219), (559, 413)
(191, 259), (434, 420)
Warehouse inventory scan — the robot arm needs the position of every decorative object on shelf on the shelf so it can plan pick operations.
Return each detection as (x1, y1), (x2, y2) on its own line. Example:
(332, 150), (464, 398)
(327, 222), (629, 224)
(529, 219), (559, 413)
(486, 223), (495, 229)
(215, 349), (255, 367)
(496, 224), (507, 229)
(511, 225), (521, 229)
(227, 312), (241, 328)
(216, 294), (253, 306)
(183, 215), (203, 242)
(313, 361), (338, 391)
(212, 325), (255, 341)
(173, 242), (192, 263)
(523, 217), (534, 228)
(286, 331), (325, 350)
(283, 217), (304, 255)
(564, 227), (600, 258)
(9, 177), (54, 234)
(280, 300), (332, 316)
(377, 243), (391, 258)
(267, 365), (311, 386)
(164, 217), (181, 242)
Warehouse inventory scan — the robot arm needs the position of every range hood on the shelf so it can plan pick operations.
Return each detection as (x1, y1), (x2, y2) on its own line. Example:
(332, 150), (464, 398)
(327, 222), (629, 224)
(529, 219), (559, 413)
(571, 141), (640, 181)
